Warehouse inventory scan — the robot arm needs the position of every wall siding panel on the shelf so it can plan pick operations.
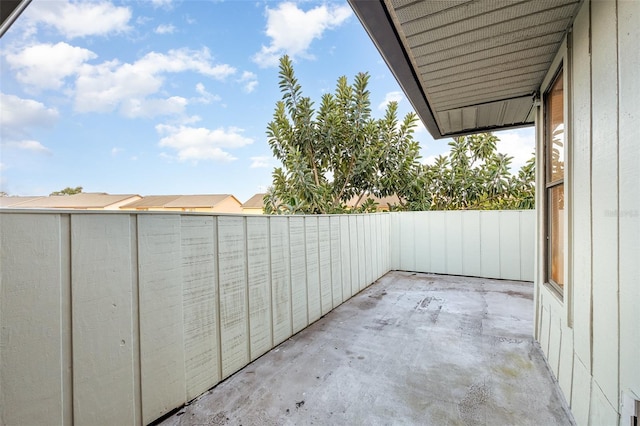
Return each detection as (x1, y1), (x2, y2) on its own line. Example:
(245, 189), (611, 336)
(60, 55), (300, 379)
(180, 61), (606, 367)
(217, 216), (249, 378)
(357, 216), (366, 291)
(181, 216), (219, 400)
(138, 215), (186, 423)
(499, 212), (521, 281)
(349, 216), (359, 296)
(72, 215), (136, 426)
(247, 216), (272, 360)
(570, 354), (592, 426)
(330, 216), (343, 307)
(270, 217), (292, 345)
(570, 2), (593, 370)
(340, 216), (352, 301)
(289, 217), (308, 333)
(480, 212), (501, 279)
(389, 213), (401, 270)
(318, 217), (333, 315)
(519, 211), (535, 285)
(617, 0), (640, 406)
(445, 211), (463, 275)
(363, 216), (373, 286)
(0, 214), (66, 426)
(590, 0), (619, 407)
(399, 212), (415, 271)
(462, 211), (481, 277)
(305, 217), (321, 323)
(429, 211), (446, 274)
(414, 212), (430, 272)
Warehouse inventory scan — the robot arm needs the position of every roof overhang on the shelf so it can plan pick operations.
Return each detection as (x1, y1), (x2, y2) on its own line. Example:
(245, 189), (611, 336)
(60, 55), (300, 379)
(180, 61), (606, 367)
(0, 0), (31, 38)
(348, 0), (582, 139)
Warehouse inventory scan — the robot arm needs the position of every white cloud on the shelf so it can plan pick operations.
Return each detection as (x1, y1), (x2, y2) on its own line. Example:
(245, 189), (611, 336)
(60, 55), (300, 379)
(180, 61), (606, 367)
(156, 124), (253, 162)
(5, 42), (97, 91)
(155, 24), (176, 34)
(74, 48), (236, 117)
(250, 156), (274, 168)
(378, 91), (403, 110)
(495, 128), (536, 172)
(180, 115), (203, 125)
(238, 71), (258, 93)
(6, 140), (52, 155)
(151, 0), (174, 8)
(120, 96), (188, 118)
(420, 155), (438, 166)
(5, 45), (236, 117)
(253, 2), (351, 67)
(194, 83), (221, 104)
(25, 0), (131, 38)
(111, 147), (123, 156)
(414, 120), (427, 134)
(0, 93), (58, 141)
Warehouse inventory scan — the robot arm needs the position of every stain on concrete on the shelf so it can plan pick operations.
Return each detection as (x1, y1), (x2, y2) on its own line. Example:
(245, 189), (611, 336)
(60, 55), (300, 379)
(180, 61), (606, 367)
(458, 381), (491, 425)
(504, 289), (534, 300)
(364, 318), (392, 331)
(368, 289), (388, 300)
(158, 271), (574, 426)
(208, 411), (229, 425)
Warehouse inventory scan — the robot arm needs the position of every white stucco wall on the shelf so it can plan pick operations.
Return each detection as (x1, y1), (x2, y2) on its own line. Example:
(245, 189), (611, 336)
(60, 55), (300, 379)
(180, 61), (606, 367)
(535, 1), (640, 424)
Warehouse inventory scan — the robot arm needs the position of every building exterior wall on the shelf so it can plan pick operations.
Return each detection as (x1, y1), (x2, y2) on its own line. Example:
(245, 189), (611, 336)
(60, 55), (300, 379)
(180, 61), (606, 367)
(242, 207), (264, 215)
(535, 1), (640, 424)
(210, 197), (242, 213)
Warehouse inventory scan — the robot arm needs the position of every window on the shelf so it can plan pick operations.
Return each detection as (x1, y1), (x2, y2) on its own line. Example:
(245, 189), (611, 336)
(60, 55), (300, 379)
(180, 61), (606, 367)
(545, 67), (565, 294)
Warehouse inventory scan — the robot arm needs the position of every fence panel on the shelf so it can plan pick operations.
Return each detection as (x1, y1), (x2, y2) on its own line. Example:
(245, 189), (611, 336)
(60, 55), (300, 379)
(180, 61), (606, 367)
(391, 210), (535, 281)
(0, 209), (534, 426)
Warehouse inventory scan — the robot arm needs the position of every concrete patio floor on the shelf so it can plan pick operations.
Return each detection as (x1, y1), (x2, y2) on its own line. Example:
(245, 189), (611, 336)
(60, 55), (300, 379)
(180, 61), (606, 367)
(158, 271), (574, 426)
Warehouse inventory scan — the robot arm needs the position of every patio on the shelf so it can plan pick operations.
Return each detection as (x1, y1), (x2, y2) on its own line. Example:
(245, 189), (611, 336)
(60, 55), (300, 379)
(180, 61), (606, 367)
(159, 271), (574, 426)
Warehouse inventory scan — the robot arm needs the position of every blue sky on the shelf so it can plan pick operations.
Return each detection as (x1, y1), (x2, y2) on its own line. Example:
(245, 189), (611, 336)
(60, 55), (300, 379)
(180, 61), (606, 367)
(0, 0), (534, 203)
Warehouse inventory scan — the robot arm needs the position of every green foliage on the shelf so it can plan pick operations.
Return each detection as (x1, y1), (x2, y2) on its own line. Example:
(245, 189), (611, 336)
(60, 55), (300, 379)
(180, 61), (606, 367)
(264, 56), (535, 214)
(264, 55), (424, 214)
(50, 186), (83, 196)
(424, 134), (535, 210)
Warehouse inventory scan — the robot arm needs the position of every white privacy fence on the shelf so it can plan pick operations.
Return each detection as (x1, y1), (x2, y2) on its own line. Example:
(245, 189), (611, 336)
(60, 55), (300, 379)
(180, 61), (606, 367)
(0, 212), (389, 426)
(390, 210), (534, 282)
(0, 209), (532, 425)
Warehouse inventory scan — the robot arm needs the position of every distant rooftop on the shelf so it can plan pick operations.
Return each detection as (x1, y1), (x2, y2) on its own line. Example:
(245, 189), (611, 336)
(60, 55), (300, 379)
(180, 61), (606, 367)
(242, 193), (266, 209)
(0, 196), (44, 208)
(347, 194), (403, 210)
(121, 194), (239, 209)
(2, 193), (140, 209)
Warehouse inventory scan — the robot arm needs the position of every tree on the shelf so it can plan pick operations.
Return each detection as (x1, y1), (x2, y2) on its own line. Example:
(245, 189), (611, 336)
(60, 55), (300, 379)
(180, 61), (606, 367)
(264, 57), (535, 214)
(424, 133), (535, 210)
(264, 56), (424, 214)
(50, 186), (83, 196)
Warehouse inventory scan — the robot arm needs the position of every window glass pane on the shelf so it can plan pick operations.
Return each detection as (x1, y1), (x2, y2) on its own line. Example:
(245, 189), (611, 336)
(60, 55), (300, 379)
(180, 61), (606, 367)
(548, 185), (564, 288)
(546, 71), (564, 183)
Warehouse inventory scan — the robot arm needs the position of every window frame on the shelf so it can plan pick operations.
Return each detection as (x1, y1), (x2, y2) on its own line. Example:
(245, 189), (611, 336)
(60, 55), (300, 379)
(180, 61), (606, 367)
(538, 33), (572, 311)
(544, 66), (565, 296)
